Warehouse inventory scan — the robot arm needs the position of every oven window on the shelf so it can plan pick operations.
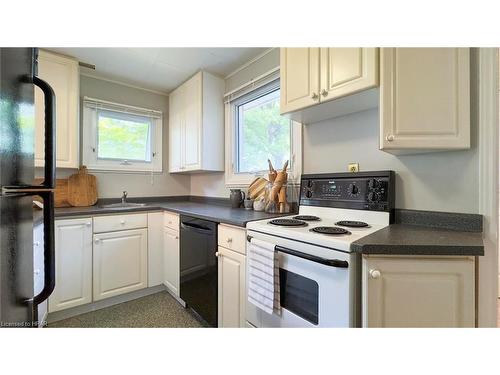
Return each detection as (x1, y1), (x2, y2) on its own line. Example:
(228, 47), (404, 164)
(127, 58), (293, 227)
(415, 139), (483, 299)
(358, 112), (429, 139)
(279, 269), (319, 325)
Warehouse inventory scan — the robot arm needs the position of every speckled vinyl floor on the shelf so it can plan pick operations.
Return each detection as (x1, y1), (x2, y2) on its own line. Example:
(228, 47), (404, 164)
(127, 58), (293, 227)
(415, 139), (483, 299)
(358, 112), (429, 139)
(48, 292), (205, 328)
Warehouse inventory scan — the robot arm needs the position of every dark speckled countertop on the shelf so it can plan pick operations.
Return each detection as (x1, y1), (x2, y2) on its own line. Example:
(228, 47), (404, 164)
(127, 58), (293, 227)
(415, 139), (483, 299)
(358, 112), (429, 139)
(53, 197), (290, 227)
(351, 209), (484, 256)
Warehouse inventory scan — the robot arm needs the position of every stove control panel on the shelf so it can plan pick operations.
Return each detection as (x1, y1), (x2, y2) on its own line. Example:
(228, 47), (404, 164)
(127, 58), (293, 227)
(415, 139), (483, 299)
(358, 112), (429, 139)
(299, 171), (395, 212)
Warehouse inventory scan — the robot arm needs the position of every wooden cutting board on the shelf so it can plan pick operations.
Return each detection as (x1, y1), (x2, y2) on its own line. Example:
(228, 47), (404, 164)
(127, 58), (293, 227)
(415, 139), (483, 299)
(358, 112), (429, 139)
(67, 166), (98, 207)
(248, 177), (268, 200)
(34, 178), (71, 208)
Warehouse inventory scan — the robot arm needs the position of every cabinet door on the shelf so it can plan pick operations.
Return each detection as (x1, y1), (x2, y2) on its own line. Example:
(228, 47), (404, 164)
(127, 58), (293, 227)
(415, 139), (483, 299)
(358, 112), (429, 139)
(320, 48), (378, 102)
(363, 256), (475, 327)
(163, 227), (180, 296)
(35, 50), (79, 168)
(169, 87), (183, 172)
(380, 48), (470, 152)
(183, 72), (202, 170)
(218, 246), (246, 328)
(48, 218), (92, 312)
(280, 48), (320, 114)
(93, 228), (148, 301)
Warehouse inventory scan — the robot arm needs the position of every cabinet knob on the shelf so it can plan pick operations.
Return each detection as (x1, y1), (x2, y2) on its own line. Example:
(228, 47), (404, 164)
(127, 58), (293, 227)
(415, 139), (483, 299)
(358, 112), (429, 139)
(311, 92), (319, 100)
(34, 269), (40, 275)
(215, 252), (220, 257)
(86, 222), (91, 227)
(369, 269), (381, 279)
(226, 238), (233, 243)
(385, 134), (395, 142)
(321, 89), (328, 97)
(34, 241), (40, 247)
(175, 236), (179, 240)
(120, 220), (126, 224)
(94, 239), (100, 244)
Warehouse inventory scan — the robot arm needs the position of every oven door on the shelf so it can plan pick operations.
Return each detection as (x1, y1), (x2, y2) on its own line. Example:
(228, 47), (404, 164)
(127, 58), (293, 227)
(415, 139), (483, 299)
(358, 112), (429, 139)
(246, 231), (358, 328)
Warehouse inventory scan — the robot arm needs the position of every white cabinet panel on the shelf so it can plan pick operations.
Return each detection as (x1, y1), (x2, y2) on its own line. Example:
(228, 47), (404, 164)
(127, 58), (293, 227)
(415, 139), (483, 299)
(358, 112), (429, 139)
(93, 228), (148, 301)
(49, 218), (92, 312)
(163, 227), (180, 296)
(362, 255), (475, 327)
(280, 48), (320, 113)
(35, 50), (79, 168)
(320, 48), (378, 101)
(218, 246), (246, 328)
(380, 48), (470, 153)
(168, 71), (224, 173)
(148, 212), (164, 287)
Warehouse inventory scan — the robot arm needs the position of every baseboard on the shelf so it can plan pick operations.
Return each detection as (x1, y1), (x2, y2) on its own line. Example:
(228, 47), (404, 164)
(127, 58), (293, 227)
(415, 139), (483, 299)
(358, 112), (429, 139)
(47, 284), (168, 324)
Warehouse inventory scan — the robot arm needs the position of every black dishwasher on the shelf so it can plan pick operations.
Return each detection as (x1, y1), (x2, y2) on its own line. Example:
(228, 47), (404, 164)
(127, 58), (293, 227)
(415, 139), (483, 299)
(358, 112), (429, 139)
(180, 215), (218, 327)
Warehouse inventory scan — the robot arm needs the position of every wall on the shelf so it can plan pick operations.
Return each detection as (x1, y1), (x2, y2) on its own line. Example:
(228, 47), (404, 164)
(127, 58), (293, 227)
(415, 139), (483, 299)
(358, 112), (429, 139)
(191, 48), (481, 214)
(45, 75), (191, 198)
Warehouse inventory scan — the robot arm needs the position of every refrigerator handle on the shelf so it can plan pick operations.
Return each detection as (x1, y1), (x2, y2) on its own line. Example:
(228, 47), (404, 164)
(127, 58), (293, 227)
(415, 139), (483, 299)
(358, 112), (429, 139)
(32, 191), (55, 306)
(32, 76), (56, 189)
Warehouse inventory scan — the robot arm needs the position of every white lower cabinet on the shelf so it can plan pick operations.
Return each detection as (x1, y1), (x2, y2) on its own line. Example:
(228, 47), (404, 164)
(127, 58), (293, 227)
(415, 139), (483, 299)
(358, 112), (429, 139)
(362, 255), (475, 327)
(93, 228), (148, 301)
(49, 218), (93, 313)
(148, 212), (164, 287)
(217, 245), (246, 328)
(163, 226), (180, 296)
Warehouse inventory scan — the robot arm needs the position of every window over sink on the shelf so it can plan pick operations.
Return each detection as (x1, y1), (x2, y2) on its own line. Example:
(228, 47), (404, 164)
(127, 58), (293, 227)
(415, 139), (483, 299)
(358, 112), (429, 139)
(225, 77), (302, 187)
(82, 97), (162, 172)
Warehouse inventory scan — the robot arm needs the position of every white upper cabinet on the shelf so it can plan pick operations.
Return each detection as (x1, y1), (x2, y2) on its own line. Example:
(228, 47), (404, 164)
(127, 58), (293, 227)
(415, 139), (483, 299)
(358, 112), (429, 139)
(280, 47), (379, 123)
(169, 71), (224, 173)
(35, 50), (79, 168)
(380, 48), (470, 153)
(280, 48), (320, 113)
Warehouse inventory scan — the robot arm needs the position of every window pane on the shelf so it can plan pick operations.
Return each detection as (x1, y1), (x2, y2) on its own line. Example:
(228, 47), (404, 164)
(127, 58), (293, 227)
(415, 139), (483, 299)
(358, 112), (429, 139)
(97, 111), (151, 162)
(237, 89), (291, 173)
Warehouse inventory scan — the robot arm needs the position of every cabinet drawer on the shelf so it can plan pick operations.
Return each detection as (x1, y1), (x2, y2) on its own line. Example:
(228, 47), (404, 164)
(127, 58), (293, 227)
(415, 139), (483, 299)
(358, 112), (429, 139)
(93, 213), (147, 233)
(164, 211), (179, 231)
(218, 224), (246, 255)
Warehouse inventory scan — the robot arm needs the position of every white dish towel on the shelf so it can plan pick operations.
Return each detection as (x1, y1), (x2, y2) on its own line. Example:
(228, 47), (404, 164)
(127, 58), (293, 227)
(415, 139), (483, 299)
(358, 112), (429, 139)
(247, 238), (280, 315)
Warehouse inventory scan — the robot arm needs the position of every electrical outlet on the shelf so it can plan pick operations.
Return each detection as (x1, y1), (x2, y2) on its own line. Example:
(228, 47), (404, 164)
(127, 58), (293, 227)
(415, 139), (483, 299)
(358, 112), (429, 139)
(348, 163), (359, 173)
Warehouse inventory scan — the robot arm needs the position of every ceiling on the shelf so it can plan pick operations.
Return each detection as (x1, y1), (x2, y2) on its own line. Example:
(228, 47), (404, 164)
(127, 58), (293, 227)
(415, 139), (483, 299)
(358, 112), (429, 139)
(48, 48), (269, 94)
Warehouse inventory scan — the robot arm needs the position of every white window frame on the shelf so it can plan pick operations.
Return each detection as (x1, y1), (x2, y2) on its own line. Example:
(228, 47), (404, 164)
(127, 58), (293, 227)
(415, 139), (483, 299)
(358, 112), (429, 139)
(224, 75), (302, 187)
(82, 96), (163, 173)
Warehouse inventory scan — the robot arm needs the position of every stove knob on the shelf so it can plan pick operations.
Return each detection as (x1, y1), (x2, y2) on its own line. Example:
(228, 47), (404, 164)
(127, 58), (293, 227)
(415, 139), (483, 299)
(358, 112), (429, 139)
(368, 179), (380, 190)
(368, 192), (380, 202)
(307, 180), (313, 188)
(349, 184), (359, 195)
(305, 190), (313, 198)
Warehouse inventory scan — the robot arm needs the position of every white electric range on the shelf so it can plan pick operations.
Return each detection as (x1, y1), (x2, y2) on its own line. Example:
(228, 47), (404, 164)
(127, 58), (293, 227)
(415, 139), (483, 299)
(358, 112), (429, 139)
(246, 171), (395, 328)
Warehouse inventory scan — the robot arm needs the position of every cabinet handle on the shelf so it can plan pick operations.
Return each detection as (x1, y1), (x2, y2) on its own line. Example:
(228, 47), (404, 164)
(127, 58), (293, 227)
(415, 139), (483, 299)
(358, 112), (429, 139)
(311, 92), (319, 100)
(385, 134), (395, 142)
(369, 269), (381, 279)
(321, 89), (328, 97)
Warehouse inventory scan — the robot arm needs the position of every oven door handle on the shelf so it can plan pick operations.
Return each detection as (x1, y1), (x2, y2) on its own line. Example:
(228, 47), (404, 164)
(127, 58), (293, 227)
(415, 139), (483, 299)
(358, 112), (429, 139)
(247, 235), (348, 268)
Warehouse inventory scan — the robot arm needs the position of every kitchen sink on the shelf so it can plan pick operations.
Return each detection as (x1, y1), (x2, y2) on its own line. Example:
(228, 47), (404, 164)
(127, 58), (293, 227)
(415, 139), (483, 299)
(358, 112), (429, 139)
(100, 202), (148, 209)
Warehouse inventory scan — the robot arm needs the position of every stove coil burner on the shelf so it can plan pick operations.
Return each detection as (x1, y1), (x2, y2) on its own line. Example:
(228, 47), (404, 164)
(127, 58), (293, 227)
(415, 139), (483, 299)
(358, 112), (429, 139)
(269, 218), (308, 227)
(310, 226), (351, 235)
(335, 220), (369, 228)
(293, 215), (321, 221)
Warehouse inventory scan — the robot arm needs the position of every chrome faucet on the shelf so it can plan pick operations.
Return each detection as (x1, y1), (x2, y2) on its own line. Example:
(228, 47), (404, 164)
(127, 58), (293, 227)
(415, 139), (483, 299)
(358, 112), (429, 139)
(121, 191), (128, 204)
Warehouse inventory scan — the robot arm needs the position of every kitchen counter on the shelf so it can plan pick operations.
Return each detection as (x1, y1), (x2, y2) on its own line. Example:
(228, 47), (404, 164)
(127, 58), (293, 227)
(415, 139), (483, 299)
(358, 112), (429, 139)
(54, 197), (290, 227)
(351, 209), (484, 256)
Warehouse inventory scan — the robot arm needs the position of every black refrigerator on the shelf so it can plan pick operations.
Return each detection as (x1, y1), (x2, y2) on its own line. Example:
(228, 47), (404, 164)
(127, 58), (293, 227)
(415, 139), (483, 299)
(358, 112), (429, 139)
(0, 48), (56, 327)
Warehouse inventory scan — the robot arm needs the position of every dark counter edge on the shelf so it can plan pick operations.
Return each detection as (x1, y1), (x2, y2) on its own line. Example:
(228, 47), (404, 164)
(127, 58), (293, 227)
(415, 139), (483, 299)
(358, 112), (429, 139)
(352, 209), (484, 256)
(50, 195), (292, 227)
